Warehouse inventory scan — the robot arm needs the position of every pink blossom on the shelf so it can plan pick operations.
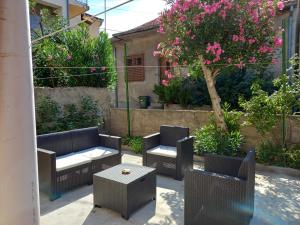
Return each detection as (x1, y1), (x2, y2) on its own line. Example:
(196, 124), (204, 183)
(101, 66), (106, 71)
(272, 58), (279, 64)
(274, 37), (283, 47)
(236, 61), (245, 69)
(277, 1), (284, 11)
(248, 39), (256, 44)
(164, 70), (173, 79)
(153, 51), (161, 57)
(204, 60), (212, 65)
(248, 57), (257, 64)
(232, 35), (239, 42)
(172, 61), (178, 67)
(173, 37), (180, 46)
(90, 67), (96, 73)
(227, 58), (232, 64)
(158, 25), (164, 33)
(66, 54), (72, 60)
(162, 79), (169, 86)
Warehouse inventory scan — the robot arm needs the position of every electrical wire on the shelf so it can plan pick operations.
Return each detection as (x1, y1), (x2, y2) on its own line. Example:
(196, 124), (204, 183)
(33, 62), (275, 70)
(31, 0), (135, 45)
(33, 71), (115, 80)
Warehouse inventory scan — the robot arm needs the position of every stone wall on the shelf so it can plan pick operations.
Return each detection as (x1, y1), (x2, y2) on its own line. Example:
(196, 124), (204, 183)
(34, 87), (113, 128)
(110, 108), (300, 150)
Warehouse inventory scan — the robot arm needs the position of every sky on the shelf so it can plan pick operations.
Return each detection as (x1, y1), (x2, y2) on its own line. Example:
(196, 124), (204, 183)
(87, 0), (167, 36)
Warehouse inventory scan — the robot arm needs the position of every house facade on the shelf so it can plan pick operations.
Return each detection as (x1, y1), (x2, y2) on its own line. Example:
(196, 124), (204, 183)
(112, 20), (164, 108)
(30, 0), (103, 37)
(112, 1), (299, 109)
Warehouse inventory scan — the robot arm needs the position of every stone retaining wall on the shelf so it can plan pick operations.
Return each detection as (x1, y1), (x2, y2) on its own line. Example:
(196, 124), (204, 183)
(110, 108), (300, 150)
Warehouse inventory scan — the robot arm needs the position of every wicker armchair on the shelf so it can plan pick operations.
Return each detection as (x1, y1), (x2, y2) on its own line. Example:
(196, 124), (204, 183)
(143, 125), (194, 180)
(184, 150), (255, 225)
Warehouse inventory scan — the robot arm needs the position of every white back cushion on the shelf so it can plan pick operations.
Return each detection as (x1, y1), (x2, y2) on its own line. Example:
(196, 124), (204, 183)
(147, 145), (177, 158)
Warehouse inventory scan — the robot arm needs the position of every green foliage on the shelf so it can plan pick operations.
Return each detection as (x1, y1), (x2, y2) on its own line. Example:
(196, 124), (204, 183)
(122, 136), (143, 154)
(241, 58), (300, 169)
(36, 96), (61, 134)
(257, 141), (300, 169)
(194, 106), (243, 156)
(240, 73), (300, 138)
(35, 96), (103, 134)
(239, 83), (277, 135)
(33, 26), (116, 88)
(30, 2), (116, 89)
(154, 69), (275, 109)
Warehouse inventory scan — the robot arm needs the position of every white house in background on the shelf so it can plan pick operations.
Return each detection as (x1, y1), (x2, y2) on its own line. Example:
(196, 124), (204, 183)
(30, 0), (103, 37)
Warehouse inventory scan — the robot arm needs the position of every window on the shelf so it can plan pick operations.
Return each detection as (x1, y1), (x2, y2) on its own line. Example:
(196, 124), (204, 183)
(126, 54), (145, 82)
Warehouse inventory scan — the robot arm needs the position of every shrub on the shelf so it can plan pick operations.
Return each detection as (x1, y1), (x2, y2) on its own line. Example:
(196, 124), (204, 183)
(257, 141), (300, 169)
(122, 136), (143, 154)
(35, 96), (61, 134)
(35, 96), (103, 134)
(194, 105), (243, 156)
(33, 24), (116, 88)
(154, 69), (275, 109)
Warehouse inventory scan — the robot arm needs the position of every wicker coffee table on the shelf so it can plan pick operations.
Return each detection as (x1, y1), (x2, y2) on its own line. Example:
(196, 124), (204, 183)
(93, 163), (156, 220)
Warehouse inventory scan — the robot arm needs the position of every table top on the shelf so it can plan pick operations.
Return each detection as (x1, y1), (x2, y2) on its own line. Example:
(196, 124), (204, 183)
(94, 163), (156, 185)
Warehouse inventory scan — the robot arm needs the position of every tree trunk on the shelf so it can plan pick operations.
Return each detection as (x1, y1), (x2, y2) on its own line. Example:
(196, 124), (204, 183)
(199, 56), (228, 132)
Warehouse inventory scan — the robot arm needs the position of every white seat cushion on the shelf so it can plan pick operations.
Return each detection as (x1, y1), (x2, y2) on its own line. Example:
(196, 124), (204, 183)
(76, 146), (119, 160)
(56, 153), (91, 172)
(147, 145), (177, 158)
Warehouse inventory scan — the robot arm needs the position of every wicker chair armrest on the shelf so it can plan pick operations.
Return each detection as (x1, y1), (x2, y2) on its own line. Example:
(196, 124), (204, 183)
(37, 148), (56, 196)
(142, 133), (160, 166)
(177, 136), (194, 155)
(143, 133), (160, 151)
(204, 154), (243, 177)
(176, 136), (194, 180)
(99, 134), (121, 152)
(38, 148), (56, 155)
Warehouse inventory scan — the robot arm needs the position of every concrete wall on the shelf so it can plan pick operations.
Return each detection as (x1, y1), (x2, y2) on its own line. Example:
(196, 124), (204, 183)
(36, 0), (68, 18)
(34, 87), (113, 128)
(109, 108), (300, 150)
(113, 32), (163, 108)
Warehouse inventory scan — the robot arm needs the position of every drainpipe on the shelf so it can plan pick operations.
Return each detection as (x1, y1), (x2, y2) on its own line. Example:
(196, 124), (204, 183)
(66, 0), (70, 24)
(114, 46), (119, 108)
(287, 6), (294, 76)
(0, 1), (40, 225)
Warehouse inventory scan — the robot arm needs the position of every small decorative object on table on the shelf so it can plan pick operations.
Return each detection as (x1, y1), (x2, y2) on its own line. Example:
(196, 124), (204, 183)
(122, 168), (131, 175)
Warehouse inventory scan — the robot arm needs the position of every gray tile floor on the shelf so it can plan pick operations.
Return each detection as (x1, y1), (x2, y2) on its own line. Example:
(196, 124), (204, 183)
(40, 152), (300, 225)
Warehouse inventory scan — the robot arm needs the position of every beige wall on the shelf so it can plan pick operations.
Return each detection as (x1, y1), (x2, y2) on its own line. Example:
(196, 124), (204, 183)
(34, 87), (113, 128)
(69, 15), (100, 37)
(113, 32), (163, 108)
(37, 0), (68, 18)
(109, 108), (300, 150)
(271, 9), (298, 76)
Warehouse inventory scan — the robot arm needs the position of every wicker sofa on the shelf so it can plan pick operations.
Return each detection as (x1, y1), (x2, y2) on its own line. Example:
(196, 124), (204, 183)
(184, 150), (255, 225)
(37, 127), (121, 200)
(143, 125), (194, 180)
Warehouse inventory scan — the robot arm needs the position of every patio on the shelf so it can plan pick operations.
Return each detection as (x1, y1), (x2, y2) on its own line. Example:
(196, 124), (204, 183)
(40, 152), (300, 225)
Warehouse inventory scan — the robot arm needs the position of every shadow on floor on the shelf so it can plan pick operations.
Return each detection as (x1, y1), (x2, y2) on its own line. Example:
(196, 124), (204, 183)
(251, 172), (300, 225)
(40, 184), (93, 216)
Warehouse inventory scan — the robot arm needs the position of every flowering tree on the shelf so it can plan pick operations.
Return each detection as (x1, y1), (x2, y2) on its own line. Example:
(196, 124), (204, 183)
(156, 0), (284, 131)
